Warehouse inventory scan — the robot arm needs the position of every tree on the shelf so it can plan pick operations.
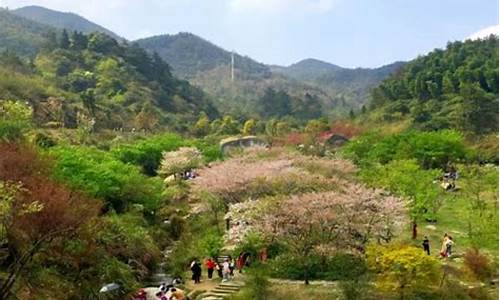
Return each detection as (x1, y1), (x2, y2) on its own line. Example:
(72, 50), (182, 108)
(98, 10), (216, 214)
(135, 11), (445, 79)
(193, 112), (210, 137)
(242, 119), (257, 135)
(260, 186), (405, 284)
(70, 31), (88, 50)
(361, 159), (441, 238)
(367, 244), (440, 300)
(0, 144), (101, 299)
(304, 119), (329, 137)
(218, 115), (239, 135)
(158, 147), (202, 178)
(258, 88), (292, 119)
(59, 29), (70, 49)
(0, 100), (32, 142)
(135, 102), (159, 132)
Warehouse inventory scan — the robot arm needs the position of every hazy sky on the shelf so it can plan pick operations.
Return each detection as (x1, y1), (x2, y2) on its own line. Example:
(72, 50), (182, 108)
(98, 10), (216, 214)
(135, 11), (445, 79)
(1, 0), (498, 67)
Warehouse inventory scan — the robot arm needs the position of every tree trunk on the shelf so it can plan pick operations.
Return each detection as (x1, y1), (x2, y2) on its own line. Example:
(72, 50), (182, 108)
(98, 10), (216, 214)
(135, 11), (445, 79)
(412, 222), (417, 239)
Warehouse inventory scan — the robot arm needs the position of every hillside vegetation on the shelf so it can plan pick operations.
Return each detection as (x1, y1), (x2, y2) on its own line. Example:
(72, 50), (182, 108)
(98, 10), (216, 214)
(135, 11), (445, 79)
(368, 36), (498, 134)
(0, 28), (217, 132)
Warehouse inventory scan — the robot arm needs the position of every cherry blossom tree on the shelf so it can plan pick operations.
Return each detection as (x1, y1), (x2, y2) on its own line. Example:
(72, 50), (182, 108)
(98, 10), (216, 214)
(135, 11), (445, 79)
(259, 185), (405, 284)
(158, 147), (202, 177)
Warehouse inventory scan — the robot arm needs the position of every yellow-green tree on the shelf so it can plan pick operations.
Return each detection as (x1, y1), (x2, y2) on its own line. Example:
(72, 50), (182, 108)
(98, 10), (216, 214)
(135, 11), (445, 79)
(0, 100), (32, 141)
(367, 244), (440, 299)
(193, 112), (210, 136)
(242, 119), (257, 135)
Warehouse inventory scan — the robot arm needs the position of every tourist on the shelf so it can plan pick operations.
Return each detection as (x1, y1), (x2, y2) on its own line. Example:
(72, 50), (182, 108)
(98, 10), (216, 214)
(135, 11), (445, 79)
(440, 233), (449, 258)
(168, 288), (186, 300)
(229, 256), (235, 276)
(205, 258), (216, 279)
(156, 291), (168, 300)
(222, 259), (231, 282)
(446, 236), (454, 257)
(237, 252), (250, 273)
(190, 259), (202, 284)
(422, 236), (430, 255)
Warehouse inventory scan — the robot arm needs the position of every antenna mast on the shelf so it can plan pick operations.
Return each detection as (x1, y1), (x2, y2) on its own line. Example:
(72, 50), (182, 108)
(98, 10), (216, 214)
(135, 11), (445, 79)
(231, 52), (235, 82)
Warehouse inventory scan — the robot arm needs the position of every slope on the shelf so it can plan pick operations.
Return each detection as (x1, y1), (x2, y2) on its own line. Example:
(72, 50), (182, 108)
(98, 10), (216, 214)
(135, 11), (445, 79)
(12, 5), (124, 41)
(0, 8), (54, 56)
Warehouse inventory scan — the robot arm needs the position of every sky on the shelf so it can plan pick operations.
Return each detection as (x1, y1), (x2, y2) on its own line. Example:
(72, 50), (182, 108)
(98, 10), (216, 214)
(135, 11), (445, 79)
(1, 0), (498, 68)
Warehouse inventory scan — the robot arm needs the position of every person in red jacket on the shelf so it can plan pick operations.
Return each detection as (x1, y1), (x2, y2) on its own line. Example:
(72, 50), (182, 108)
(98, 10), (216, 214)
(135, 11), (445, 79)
(205, 258), (216, 279)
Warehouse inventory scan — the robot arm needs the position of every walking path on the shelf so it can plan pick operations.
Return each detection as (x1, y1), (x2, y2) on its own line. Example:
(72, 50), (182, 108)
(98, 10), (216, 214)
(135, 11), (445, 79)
(195, 279), (245, 300)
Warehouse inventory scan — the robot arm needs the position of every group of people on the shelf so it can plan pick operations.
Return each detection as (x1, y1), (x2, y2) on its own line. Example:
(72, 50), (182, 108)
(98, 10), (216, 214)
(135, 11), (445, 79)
(422, 233), (455, 258)
(190, 252), (251, 284)
(155, 283), (187, 300)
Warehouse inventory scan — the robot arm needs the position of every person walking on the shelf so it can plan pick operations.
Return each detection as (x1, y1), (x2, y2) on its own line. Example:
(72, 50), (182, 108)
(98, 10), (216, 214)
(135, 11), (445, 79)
(440, 233), (449, 258)
(422, 236), (430, 255)
(445, 236), (454, 257)
(222, 259), (231, 282)
(190, 259), (202, 284)
(205, 258), (216, 280)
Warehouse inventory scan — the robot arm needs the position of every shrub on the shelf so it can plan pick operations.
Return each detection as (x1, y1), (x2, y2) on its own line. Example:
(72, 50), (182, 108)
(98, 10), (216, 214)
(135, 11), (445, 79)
(343, 130), (467, 169)
(168, 214), (186, 240)
(269, 253), (367, 282)
(111, 133), (185, 175)
(0, 100), (32, 141)
(367, 244), (441, 299)
(463, 248), (495, 281)
(50, 145), (164, 212)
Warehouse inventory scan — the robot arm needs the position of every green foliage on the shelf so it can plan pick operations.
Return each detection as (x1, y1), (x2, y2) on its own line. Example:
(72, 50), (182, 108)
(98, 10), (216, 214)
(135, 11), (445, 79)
(0, 100), (33, 141)
(269, 253), (367, 282)
(370, 37), (498, 134)
(199, 231), (223, 258)
(111, 134), (221, 175)
(343, 130), (466, 169)
(361, 159), (442, 222)
(367, 244), (441, 299)
(110, 133), (185, 175)
(50, 145), (164, 212)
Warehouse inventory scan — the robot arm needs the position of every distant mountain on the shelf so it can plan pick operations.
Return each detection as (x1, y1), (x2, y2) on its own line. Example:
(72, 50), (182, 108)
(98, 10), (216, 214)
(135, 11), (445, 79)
(2, 5), (403, 118)
(12, 5), (124, 41)
(274, 59), (405, 107)
(136, 33), (403, 116)
(0, 8), (53, 56)
(135, 33), (270, 80)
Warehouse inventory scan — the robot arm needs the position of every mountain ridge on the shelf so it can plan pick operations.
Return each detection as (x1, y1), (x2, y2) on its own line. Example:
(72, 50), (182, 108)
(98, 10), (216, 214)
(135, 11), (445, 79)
(12, 5), (124, 41)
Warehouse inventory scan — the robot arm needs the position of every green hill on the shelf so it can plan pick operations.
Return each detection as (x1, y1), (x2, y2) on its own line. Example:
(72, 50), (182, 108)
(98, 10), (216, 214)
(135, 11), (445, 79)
(0, 8), (54, 56)
(273, 58), (405, 108)
(367, 36), (498, 134)
(12, 5), (124, 41)
(0, 29), (217, 132)
(135, 32), (270, 80)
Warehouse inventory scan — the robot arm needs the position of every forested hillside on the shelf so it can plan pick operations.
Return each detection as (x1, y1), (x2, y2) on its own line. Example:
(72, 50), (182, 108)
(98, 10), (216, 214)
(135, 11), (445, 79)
(0, 24), (217, 132)
(136, 33), (403, 117)
(135, 33), (270, 80)
(12, 5), (124, 41)
(368, 36), (498, 134)
(0, 8), (53, 56)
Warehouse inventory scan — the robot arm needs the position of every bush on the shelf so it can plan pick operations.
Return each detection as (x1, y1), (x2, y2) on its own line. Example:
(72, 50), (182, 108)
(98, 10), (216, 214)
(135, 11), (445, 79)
(269, 253), (367, 281)
(0, 100), (32, 141)
(343, 130), (467, 169)
(111, 133), (186, 175)
(463, 248), (495, 281)
(50, 145), (164, 212)
(168, 214), (186, 240)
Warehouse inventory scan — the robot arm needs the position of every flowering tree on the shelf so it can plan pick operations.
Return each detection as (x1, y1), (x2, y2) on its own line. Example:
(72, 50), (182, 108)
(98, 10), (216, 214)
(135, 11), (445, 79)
(0, 143), (100, 299)
(191, 156), (298, 202)
(259, 185), (405, 284)
(158, 147), (202, 177)
(366, 244), (440, 299)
